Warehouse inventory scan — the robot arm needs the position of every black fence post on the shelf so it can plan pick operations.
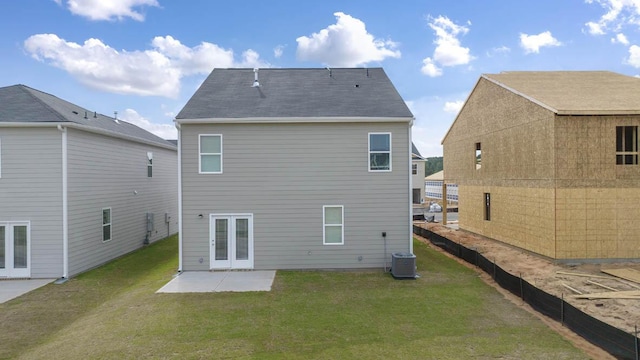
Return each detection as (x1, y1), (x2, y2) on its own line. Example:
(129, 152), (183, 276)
(561, 293), (564, 326)
(635, 325), (638, 360)
(519, 273), (523, 300)
(493, 259), (496, 279)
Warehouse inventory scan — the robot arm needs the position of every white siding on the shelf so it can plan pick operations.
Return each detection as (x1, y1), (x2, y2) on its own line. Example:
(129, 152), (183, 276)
(0, 128), (63, 278)
(66, 129), (177, 276)
(180, 122), (411, 270)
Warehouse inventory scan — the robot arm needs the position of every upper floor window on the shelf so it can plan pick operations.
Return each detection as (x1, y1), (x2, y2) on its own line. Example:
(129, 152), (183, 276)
(412, 163), (418, 175)
(0, 138), (2, 178)
(199, 134), (223, 173)
(147, 152), (153, 177)
(616, 126), (638, 165)
(475, 142), (482, 169)
(369, 133), (391, 172)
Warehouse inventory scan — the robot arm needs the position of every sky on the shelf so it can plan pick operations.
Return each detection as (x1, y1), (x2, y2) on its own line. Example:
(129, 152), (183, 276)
(1, 0), (640, 157)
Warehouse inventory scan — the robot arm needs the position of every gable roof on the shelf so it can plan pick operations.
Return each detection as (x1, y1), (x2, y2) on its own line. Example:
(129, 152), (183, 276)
(0, 84), (175, 149)
(175, 68), (414, 121)
(412, 142), (425, 160)
(483, 71), (640, 115)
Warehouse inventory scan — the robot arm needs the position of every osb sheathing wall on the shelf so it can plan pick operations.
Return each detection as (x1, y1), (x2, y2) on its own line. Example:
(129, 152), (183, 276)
(555, 115), (640, 259)
(444, 77), (640, 260)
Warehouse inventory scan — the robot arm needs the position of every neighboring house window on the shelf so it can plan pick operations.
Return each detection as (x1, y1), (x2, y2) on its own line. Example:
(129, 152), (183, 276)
(199, 134), (223, 173)
(0, 137), (2, 178)
(412, 163), (418, 175)
(369, 133), (391, 171)
(102, 208), (112, 242)
(616, 126), (638, 165)
(147, 152), (153, 178)
(475, 143), (482, 169)
(323, 205), (344, 245)
(484, 193), (491, 221)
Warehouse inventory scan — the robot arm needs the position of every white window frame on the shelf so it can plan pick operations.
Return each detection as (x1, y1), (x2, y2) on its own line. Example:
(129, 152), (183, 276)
(412, 163), (418, 175)
(102, 207), (112, 242)
(323, 205), (344, 245)
(368, 132), (392, 172)
(0, 137), (2, 178)
(147, 151), (153, 178)
(199, 134), (223, 174)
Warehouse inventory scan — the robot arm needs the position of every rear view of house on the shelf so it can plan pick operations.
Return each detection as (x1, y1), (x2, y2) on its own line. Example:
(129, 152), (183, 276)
(175, 68), (414, 271)
(443, 71), (640, 260)
(0, 85), (178, 279)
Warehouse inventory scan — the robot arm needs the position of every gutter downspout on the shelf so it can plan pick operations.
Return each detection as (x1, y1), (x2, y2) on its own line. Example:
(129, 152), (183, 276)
(58, 125), (69, 282)
(176, 123), (183, 273)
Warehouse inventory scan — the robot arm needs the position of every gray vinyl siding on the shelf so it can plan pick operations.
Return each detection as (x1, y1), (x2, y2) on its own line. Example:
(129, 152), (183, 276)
(0, 128), (63, 278)
(66, 129), (177, 276)
(180, 122), (411, 270)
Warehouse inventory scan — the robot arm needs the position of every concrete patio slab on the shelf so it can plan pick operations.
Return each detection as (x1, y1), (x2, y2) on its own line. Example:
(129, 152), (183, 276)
(0, 279), (54, 304)
(156, 271), (276, 293)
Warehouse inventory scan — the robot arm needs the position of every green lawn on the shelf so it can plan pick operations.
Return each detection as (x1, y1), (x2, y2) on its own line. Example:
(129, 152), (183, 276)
(0, 236), (589, 359)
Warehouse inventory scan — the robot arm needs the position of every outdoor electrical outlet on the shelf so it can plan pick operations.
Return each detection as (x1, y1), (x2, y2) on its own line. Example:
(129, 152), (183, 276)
(382, 232), (386, 237)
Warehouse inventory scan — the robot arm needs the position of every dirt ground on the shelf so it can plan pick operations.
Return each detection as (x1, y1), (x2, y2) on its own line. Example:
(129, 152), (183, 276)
(415, 221), (640, 359)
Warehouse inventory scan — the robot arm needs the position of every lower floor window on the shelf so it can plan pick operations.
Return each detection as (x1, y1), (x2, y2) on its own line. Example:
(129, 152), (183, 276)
(323, 205), (344, 245)
(102, 208), (112, 242)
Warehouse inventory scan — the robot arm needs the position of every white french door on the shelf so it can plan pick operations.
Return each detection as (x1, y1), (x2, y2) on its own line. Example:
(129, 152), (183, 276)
(210, 214), (253, 269)
(0, 222), (30, 278)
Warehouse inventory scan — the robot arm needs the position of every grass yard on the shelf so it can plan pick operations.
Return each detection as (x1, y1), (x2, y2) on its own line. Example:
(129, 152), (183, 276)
(0, 236), (589, 359)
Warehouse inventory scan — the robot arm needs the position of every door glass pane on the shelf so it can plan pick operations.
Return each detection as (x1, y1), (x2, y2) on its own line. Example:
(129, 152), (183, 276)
(235, 218), (249, 261)
(215, 219), (228, 261)
(13, 226), (27, 269)
(0, 226), (5, 269)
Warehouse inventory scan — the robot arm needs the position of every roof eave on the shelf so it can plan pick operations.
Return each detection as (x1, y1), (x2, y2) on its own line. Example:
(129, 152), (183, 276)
(0, 122), (176, 151)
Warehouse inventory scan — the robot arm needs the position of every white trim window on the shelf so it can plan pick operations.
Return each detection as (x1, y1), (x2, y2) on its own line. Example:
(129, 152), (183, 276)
(0, 137), (2, 178)
(199, 134), (223, 173)
(147, 152), (153, 177)
(323, 205), (344, 245)
(369, 133), (392, 172)
(412, 163), (418, 175)
(102, 207), (112, 242)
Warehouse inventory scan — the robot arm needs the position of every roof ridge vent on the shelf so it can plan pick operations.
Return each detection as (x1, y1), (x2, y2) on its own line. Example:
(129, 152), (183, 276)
(252, 68), (260, 87)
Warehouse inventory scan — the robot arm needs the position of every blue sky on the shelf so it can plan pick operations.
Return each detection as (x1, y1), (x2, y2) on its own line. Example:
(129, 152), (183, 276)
(1, 0), (639, 157)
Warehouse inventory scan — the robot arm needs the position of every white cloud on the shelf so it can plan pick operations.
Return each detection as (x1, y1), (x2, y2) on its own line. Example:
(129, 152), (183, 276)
(585, 0), (640, 35)
(626, 44), (640, 67)
(274, 45), (284, 58)
(61, 0), (159, 21)
(443, 100), (464, 114)
(487, 45), (510, 57)
(295, 12), (401, 67)
(421, 58), (442, 77)
(519, 31), (562, 54)
(612, 33), (630, 44)
(120, 108), (177, 139)
(421, 15), (474, 77)
(24, 34), (268, 98)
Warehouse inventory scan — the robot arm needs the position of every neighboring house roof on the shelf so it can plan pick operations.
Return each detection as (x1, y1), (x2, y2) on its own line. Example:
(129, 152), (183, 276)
(412, 142), (425, 161)
(175, 68), (414, 120)
(482, 71), (640, 115)
(425, 170), (443, 181)
(0, 84), (175, 149)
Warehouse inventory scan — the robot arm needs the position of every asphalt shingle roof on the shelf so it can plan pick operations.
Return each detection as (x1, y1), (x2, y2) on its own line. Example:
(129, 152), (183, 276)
(176, 68), (414, 120)
(0, 84), (175, 148)
(483, 71), (640, 115)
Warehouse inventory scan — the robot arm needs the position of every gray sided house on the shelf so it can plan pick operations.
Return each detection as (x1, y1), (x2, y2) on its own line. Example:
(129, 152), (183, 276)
(411, 143), (426, 204)
(0, 85), (178, 279)
(175, 68), (414, 271)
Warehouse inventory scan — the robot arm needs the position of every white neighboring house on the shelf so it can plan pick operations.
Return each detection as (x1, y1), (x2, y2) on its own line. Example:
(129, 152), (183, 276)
(0, 84), (178, 279)
(175, 68), (415, 271)
(411, 143), (426, 204)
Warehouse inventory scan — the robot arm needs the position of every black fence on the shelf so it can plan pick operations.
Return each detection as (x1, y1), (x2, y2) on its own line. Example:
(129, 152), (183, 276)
(414, 225), (639, 360)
